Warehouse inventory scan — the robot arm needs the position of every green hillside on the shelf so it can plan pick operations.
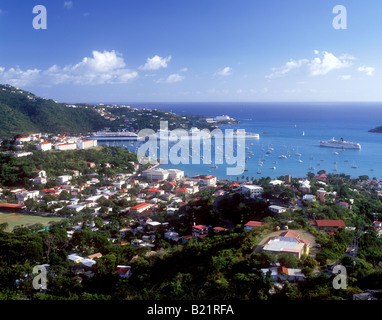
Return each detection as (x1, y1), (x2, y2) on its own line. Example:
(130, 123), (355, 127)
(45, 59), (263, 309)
(0, 84), (118, 138)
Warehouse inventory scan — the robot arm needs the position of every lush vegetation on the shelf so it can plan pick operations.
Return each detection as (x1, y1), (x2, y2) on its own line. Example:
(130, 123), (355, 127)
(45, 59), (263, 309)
(0, 84), (218, 139)
(0, 85), (119, 138)
(0, 146), (137, 188)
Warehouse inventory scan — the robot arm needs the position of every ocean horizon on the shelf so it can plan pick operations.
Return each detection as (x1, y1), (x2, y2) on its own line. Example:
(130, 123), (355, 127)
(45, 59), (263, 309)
(97, 102), (382, 181)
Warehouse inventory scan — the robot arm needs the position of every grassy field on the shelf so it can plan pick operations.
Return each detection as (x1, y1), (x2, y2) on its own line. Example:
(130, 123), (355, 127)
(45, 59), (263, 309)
(0, 211), (64, 232)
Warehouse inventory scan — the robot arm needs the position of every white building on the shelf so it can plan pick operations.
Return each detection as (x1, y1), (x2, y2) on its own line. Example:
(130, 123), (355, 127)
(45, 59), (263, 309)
(215, 115), (231, 122)
(77, 139), (97, 149)
(142, 168), (169, 180)
(56, 175), (72, 184)
(15, 136), (30, 144)
(240, 185), (263, 198)
(37, 142), (52, 151)
(269, 205), (287, 215)
(167, 169), (184, 181)
(303, 194), (316, 202)
(269, 179), (284, 187)
(188, 175), (217, 187)
(55, 143), (77, 151)
(164, 231), (180, 242)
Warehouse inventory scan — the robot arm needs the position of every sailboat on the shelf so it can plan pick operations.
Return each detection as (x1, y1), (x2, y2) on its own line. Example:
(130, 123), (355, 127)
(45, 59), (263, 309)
(308, 162), (315, 170)
(257, 166), (262, 174)
(302, 131), (305, 136)
(351, 161), (358, 168)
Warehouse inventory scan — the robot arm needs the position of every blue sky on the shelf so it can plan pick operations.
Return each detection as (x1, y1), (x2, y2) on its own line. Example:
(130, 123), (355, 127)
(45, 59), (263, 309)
(0, 0), (381, 102)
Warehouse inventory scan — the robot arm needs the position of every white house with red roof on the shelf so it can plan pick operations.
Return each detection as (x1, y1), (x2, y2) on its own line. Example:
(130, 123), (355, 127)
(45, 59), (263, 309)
(188, 175), (217, 187)
(54, 143), (77, 151)
(130, 203), (152, 214)
(15, 136), (30, 144)
(245, 221), (264, 231)
(260, 266), (306, 282)
(262, 231), (310, 259)
(116, 265), (132, 279)
(37, 141), (52, 151)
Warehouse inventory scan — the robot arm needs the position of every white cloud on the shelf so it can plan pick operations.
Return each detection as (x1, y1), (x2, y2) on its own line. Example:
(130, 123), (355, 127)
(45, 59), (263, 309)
(358, 66), (375, 76)
(140, 55), (172, 70)
(215, 66), (232, 76)
(266, 51), (355, 79)
(266, 59), (307, 79)
(308, 51), (354, 76)
(0, 67), (41, 87)
(64, 1), (73, 9)
(157, 73), (184, 83)
(0, 50), (138, 86)
(179, 67), (188, 72)
(339, 75), (351, 80)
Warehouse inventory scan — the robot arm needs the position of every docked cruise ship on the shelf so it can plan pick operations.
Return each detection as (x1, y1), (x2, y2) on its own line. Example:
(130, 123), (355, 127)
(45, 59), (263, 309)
(320, 137), (361, 150)
(88, 130), (139, 141)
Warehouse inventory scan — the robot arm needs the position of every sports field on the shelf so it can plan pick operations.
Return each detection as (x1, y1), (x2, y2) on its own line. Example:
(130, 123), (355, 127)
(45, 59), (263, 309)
(0, 211), (64, 231)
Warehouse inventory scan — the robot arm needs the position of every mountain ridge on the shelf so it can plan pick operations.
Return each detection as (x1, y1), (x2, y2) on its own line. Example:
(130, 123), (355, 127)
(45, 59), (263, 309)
(0, 84), (118, 138)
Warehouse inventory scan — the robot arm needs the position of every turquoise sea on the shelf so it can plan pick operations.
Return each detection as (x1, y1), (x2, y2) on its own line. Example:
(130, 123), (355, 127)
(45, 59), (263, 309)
(98, 102), (382, 181)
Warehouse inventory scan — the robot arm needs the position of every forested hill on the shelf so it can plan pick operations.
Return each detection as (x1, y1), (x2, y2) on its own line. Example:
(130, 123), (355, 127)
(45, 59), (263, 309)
(0, 84), (118, 138)
(0, 84), (217, 139)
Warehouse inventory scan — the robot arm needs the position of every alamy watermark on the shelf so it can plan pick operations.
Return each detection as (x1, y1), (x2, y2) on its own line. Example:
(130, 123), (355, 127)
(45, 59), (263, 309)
(31, 4), (347, 31)
(137, 121), (246, 175)
(332, 265), (347, 290)
(32, 265), (48, 290)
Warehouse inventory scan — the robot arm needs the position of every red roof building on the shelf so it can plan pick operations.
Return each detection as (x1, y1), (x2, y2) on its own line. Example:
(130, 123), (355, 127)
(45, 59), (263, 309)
(310, 219), (345, 233)
(192, 225), (209, 238)
(0, 203), (26, 210)
(245, 221), (264, 230)
(129, 203), (152, 214)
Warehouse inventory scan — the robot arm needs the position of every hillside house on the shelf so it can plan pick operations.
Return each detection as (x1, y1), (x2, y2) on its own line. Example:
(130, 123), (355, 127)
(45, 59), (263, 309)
(37, 142), (52, 151)
(310, 220), (345, 234)
(245, 221), (264, 231)
(269, 205), (287, 215)
(262, 231), (310, 259)
(192, 225), (209, 238)
(240, 185), (263, 199)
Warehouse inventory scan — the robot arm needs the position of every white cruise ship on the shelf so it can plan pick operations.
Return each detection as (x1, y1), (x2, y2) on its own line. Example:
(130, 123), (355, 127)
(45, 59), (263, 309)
(320, 137), (361, 150)
(89, 130), (138, 140)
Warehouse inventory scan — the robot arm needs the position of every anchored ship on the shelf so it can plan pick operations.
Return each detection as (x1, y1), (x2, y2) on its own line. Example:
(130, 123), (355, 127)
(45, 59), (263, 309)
(88, 130), (139, 141)
(320, 137), (361, 150)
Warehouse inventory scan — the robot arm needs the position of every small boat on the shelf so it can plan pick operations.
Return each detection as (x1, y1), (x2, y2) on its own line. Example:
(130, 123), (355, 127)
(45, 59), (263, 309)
(271, 166), (276, 170)
(279, 155), (287, 159)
